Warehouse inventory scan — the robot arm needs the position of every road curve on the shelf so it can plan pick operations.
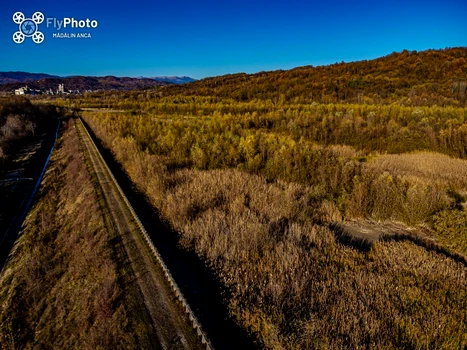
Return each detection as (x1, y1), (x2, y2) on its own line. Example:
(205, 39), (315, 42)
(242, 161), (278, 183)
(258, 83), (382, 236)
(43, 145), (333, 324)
(75, 118), (209, 350)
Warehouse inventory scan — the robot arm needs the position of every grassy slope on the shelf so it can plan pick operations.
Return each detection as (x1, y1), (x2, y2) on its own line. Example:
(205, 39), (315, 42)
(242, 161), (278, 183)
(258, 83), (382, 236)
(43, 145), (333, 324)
(0, 120), (139, 349)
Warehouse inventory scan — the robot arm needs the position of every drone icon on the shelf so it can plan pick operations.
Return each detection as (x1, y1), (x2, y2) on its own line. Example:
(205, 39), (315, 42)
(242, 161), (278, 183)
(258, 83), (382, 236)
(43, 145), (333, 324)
(13, 12), (45, 44)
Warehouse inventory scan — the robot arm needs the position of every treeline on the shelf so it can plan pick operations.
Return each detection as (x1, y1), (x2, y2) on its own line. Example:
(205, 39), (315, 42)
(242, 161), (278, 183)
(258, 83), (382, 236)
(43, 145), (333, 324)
(80, 102), (467, 158)
(0, 96), (62, 161)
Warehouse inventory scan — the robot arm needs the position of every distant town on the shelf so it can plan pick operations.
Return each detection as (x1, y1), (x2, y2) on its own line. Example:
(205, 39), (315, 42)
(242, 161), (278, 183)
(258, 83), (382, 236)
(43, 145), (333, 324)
(0, 72), (196, 97)
(14, 84), (82, 96)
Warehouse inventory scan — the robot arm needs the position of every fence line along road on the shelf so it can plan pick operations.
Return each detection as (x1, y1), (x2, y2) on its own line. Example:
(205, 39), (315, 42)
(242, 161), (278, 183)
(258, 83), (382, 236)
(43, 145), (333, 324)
(76, 117), (213, 350)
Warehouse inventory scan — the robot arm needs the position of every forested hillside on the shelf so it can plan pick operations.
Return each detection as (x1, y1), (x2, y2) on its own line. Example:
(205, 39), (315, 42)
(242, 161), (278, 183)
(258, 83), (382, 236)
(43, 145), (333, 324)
(165, 47), (467, 106)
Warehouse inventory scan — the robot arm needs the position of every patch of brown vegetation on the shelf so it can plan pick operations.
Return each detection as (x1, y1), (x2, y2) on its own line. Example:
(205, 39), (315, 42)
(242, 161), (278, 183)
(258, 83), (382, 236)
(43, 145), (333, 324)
(367, 152), (467, 189)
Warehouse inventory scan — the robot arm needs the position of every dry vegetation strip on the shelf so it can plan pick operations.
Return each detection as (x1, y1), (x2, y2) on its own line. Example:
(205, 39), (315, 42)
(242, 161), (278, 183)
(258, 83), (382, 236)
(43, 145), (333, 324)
(367, 152), (467, 189)
(82, 112), (467, 349)
(0, 120), (145, 348)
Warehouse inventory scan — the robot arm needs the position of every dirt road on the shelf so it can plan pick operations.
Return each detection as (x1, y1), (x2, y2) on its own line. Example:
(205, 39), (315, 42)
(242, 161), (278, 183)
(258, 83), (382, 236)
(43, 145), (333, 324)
(75, 118), (207, 350)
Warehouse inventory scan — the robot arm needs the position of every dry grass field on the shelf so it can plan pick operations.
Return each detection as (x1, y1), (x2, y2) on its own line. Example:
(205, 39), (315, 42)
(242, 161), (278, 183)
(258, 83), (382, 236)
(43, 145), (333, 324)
(367, 152), (467, 189)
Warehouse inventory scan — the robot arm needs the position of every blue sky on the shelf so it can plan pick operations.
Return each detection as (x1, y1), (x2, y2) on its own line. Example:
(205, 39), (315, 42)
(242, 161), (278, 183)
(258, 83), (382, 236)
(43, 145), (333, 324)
(0, 0), (465, 79)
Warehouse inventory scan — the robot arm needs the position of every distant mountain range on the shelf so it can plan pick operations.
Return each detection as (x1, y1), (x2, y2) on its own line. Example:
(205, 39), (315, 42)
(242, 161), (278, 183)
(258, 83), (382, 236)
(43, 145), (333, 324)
(149, 76), (196, 84)
(0, 72), (196, 92)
